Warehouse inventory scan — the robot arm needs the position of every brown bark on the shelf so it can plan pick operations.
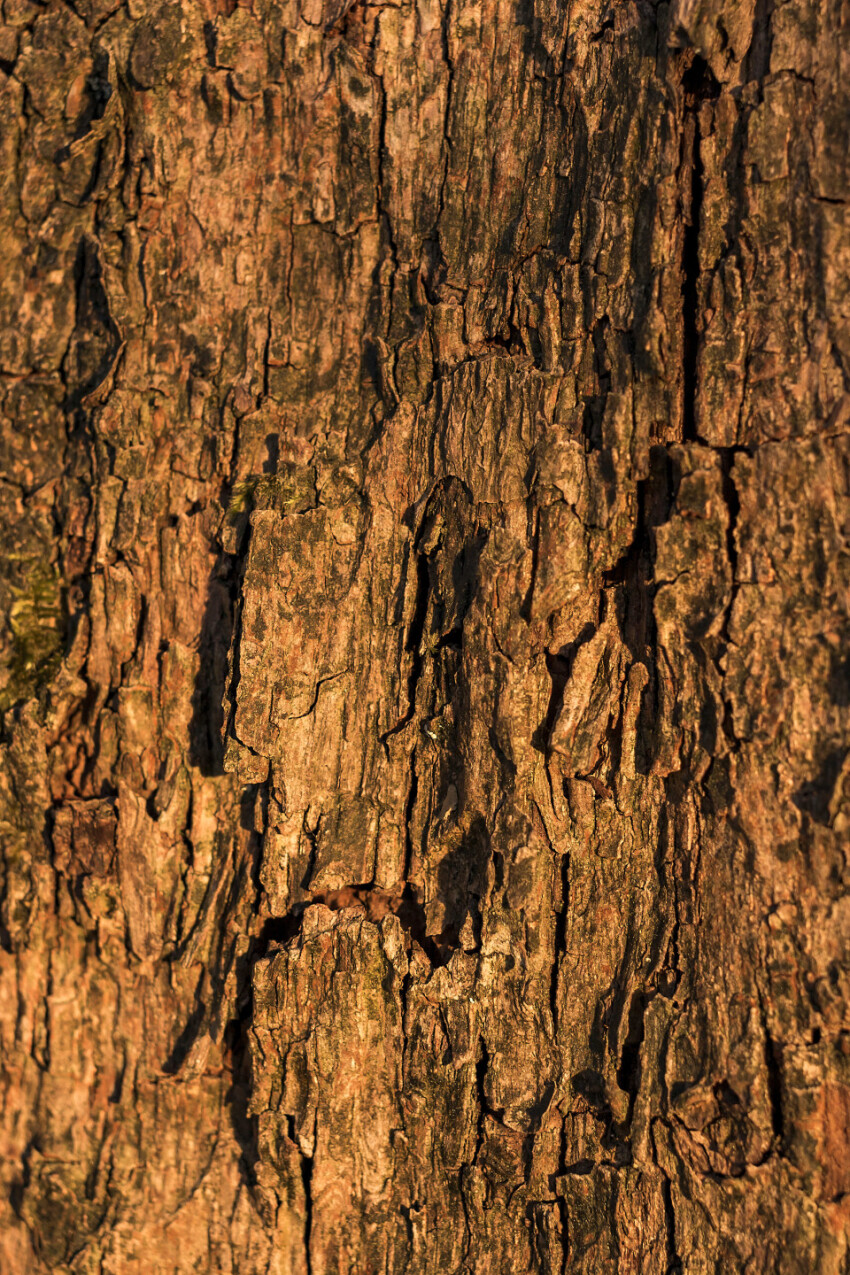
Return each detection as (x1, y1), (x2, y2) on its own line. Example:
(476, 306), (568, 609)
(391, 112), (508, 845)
(0, 0), (848, 1270)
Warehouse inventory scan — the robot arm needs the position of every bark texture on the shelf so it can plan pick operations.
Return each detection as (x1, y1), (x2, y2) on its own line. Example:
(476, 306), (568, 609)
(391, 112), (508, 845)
(1, 0), (849, 1269)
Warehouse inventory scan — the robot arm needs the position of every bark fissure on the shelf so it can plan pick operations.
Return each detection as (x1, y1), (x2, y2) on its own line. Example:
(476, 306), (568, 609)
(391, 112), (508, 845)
(660, 1169), (682, 1275)
(300, 1150), (314, 1275)
(680, 57), (717, 444)
(380, 552), (430, 745)
(549, 851), (569, 1035)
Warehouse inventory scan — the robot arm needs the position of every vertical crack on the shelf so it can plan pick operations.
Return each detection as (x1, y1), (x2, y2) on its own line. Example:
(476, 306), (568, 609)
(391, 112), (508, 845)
(745, 0), (775, 87)
(223, 951), (260, 1190)
(757, 988), (785, 1150)
(650, 1117), (683, 1275)
(473, 1038), (505, 1158)
(401, 748), (418, 882)
(520, 505), (541, 621)
(550, 852), (569, 1035)
(436, 0), (455, 231)
(301, 1149), (314, 1275)
(615, 990), (648, 1126)
(559, 1195), (569, 1275)
(533, 622), (596, 754)
(719, 449), (740, 591)
(715, 444), (751, 748)
(370, 15), (399, 346)
(380, 550), (430, 745)
(680, 57), (719, 443)
(680, 104), (702, 442)
(661, 1172), (682, 1274)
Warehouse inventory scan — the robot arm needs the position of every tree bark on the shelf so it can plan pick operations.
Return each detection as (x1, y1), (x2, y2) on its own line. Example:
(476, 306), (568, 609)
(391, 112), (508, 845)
(1, 0), (849, 1269)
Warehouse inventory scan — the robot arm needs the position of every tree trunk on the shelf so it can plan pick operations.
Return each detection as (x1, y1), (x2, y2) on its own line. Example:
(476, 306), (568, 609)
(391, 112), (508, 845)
(1, 0), (848, 1269)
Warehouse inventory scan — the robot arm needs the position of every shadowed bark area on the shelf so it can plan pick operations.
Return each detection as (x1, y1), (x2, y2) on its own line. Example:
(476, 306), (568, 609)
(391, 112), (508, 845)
(0, 0), (848, 1270)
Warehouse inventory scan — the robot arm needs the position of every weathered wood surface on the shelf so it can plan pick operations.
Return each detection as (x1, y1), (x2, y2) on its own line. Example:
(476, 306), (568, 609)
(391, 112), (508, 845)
(0, 0), (848, 1269)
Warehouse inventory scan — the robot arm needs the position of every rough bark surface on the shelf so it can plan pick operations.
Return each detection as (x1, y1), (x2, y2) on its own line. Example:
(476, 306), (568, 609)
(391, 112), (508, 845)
(0, 0), (848, 1269)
